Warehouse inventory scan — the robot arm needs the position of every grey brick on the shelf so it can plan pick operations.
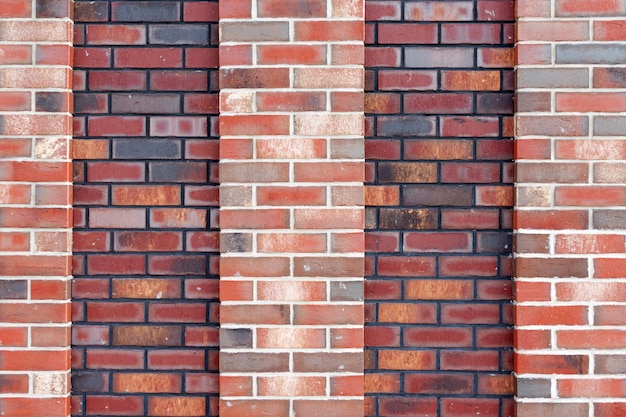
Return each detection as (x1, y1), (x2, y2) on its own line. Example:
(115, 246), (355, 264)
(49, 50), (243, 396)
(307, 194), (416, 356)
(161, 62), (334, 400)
(149, 25), (209, 45)
(405, 47), (473, 68)
(220, 22), (289, 42)
(517, 68), (588, 88)
(113, 139), (181, 159)
(403, 185), (473, 206)
(516, 378), (551, 398)
(112, 2), (180, 22)
(593, 210), (626, 229)
(376, 116), (436, 137)
(477, 232), (513, 253)
(0, 280), (27, 299)
(330, 281), (363, 301)
(595, 116), (626, 136)
(219, 328), (252, 349)
(557, 43), (626, 65)
(595, 355), (626, 374)
(149, 162), (207, 182)
(111, 94), (180, 114)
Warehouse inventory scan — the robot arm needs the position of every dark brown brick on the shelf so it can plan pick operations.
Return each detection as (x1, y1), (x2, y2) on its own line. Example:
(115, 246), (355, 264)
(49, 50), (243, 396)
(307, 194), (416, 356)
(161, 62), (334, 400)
(378, 208), (438, 230)
(112, 326), (182, 347)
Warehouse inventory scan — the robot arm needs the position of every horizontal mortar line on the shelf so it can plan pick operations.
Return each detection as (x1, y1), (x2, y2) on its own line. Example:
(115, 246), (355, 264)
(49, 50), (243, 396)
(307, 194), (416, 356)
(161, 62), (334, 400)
(219, 136), (365, 140)
(239, 41), (364, 45)
(516, 88), (626, 91)
(220, 348), (364, 352)
(221, 396), (365, 401)
(219, 279), (364, 283)
(515, 325), (626, 330)
(515, 398), (626, 403)
(219, 161), (366, 164)
(219, 18), (364, 22)
(516, 64), (626, 68)
(0, 395), (71, 400)
(220, 301), (365, 305)
(515, 277), (626, 281)
(0, 347), (71, 351)
(518, 111), (626, 116)
(202, 229), (365, 233)
(0, 253), (72, 257)
(218, 371), (364, 375)
(219, 64), (364, 69)
(514, 254), (626, 258)
(515, 349), (626, 355)
(221, 324), (362, 328)
(0, 300), (71, 305)
(220, 323), (364, 328)
(0, 322), (72, 324)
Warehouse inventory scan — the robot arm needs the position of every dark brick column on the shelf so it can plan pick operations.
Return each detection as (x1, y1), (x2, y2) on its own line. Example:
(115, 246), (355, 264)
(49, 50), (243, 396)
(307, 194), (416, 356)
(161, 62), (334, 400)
(364, 0), (515, 415)
(71, 1), (219, 415)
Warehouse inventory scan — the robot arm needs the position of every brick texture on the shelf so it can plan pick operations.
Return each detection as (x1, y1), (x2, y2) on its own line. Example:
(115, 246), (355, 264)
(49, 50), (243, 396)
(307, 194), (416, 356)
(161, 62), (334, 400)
(71, 0), (219, 415)
(515, 0), (626, 415)
(219, 0), (365, 413)
(364, 0), (515, 415)
(0, 0), (73, 415)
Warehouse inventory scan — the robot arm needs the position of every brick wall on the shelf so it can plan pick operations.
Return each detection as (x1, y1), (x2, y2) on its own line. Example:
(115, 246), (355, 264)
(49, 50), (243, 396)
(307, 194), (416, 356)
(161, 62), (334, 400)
(2, 0), (626, 415)
(70, 0), (219, 415)
(0, 0), (73, 415)
(515, 0), (626, 415)
(218, 0), (365, 414)
(364, 0), (515, 415)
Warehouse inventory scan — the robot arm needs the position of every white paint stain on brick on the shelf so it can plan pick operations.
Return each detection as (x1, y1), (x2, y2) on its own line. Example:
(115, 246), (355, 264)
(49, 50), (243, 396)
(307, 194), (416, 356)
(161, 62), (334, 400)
(33, 372), (68, 395)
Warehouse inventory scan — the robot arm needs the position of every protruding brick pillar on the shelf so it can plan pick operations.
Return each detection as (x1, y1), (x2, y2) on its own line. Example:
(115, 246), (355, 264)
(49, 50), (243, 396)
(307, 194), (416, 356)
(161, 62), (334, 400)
(515, 0), (626, 415)
(0, 0), (73, 415)
(218, 0), (365, 415)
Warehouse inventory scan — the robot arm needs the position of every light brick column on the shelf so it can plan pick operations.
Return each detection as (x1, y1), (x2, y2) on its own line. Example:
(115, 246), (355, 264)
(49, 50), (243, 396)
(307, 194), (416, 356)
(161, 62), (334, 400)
(515, 0), (626, 415)
(0, 0), (73, 416)
(218, 0), (365, 415)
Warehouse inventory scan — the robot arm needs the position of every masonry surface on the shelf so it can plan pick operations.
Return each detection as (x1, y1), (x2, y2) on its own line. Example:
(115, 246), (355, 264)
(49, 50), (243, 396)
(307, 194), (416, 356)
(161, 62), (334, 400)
(1, 0), (626, 416)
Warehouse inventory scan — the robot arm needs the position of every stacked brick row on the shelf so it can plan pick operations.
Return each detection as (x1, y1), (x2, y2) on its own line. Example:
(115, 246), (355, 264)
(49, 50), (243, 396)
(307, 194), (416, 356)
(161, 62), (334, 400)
(0, 0), (73, 416)
(364, 0), (515, 415)
(218, 0), (365, 414)
(515, 0), (626, 415)
(70, 0), (219, 415)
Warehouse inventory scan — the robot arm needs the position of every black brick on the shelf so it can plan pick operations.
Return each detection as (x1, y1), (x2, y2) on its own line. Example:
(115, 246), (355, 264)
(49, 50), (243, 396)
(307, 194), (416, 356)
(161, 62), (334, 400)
(477, 232), (513, 253)
(477, 93), (514, 114)
(71, 372), (109, 392)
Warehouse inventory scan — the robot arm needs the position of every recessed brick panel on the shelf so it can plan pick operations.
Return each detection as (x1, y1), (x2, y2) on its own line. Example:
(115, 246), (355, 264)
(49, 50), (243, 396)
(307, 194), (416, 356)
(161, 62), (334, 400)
(365, 0), (514, 414)
(71, 0), (219, 415)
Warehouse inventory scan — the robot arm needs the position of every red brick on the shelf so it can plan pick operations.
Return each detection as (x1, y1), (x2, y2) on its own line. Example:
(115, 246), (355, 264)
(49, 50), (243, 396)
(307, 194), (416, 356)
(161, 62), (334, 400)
(114, 48), (182, 68)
